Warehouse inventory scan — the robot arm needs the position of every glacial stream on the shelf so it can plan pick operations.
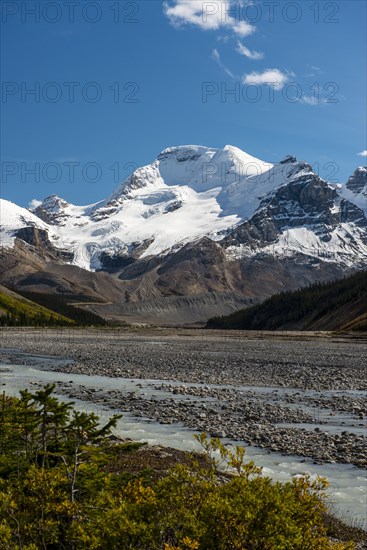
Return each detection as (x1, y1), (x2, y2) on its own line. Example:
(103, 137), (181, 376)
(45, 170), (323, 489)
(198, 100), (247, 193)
(0, 354), (366, 530)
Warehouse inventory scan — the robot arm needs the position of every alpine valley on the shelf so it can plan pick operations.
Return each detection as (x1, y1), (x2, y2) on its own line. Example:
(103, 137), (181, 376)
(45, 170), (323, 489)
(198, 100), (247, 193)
(1, 145), (366, 325)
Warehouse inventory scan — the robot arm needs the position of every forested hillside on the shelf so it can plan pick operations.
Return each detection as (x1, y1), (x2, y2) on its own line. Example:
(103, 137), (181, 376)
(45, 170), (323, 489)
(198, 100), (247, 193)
(0, 285), (74, 326)
(207, 271), (367, 332)
(16, 290), (107, 326)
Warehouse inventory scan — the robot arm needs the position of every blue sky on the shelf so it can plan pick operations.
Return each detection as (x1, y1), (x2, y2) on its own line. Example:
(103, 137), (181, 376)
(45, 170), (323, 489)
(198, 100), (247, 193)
(1, 0), (366, 207)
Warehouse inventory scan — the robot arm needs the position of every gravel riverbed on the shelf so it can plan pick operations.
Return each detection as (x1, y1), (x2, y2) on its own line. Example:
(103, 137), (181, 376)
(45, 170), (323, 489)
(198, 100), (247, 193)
(0, 329), (366, 468)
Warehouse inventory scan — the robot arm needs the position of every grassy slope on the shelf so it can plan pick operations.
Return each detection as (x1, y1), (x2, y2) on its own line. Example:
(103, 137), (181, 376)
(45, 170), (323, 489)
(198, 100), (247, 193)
(339, 311), (367, 332)
(16, 290), (107, 325)
(0, 285), (75, 325)
(207, 271), (367, 332)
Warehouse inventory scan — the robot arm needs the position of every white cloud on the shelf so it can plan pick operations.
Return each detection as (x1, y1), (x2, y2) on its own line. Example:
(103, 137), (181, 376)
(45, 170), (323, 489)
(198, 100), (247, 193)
(28, 199), (42, 210)
(358, 150), (367, 157)
(242, 69), (288, 90)
(164, 0), (254, 37)
(236, 40), (263, 60)
(212, 48), (235, 78)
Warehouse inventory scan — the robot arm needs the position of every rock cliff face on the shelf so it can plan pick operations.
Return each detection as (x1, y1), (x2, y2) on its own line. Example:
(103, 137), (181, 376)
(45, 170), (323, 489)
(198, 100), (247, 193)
(340, 166), (367, 217)
(224, 172), (367, 252)
(1, 145), (366, 324)
(15, 227), (74, 262)
(33, 196), (71, 225)
(346, 166), (367, 195)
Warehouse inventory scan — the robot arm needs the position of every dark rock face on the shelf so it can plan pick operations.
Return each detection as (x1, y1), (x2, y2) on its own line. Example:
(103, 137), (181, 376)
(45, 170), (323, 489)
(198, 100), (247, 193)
(157, 238), (226, 274)
(165, 200), (182, 213)
(224, 174), (367, 249)
(99, 253), (135, 271)
(157, 147), (201, 163)
(33, 195), (70, 225)
(91, 202), (120, 222)
(121, 170), (147, 194)
(346, 167), (367, 194)
(155, 239), (230, 296)
(339, 199), (366, 224)
(15, 227), (50, 247)
(15, 227), (74, 262)
(98, 239), (155, 273)
(279, 155), (297, 164)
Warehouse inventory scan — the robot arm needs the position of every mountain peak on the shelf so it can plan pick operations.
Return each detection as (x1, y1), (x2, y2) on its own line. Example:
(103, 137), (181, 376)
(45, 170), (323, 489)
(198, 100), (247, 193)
(157, 145), (215, 162)
(353, 166), (367, 175)
(346, 166), (367, 194)
(37, 194), (70, 209)
(279, 155), (297, 164)
(0, 197), (49, 248)
(33, 195), (72, 224)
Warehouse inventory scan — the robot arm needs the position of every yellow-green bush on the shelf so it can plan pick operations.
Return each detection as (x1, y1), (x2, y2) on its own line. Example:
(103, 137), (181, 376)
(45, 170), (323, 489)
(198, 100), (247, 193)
(0, 388), (355, 550)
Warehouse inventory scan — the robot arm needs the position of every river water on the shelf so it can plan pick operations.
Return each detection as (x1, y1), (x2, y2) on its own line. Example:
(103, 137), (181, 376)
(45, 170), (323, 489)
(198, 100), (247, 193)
(0, 354), (366, 529)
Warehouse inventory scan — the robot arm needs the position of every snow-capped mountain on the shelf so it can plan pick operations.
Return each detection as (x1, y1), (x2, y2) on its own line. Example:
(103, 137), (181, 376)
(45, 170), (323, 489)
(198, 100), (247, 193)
(0, 199), (50, 248)
(1, 145), (365, 272)
(31, 145), (278, 269)
(0, 145), (366, 324)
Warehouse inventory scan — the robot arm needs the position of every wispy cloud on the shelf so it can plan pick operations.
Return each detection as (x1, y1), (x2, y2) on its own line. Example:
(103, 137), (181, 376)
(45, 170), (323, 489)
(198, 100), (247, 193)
(243, 69), (288, 90)
(358, 150), (367, 157)
(216, 35), (230, 43)
(164, 1), (295, 93)
(236, 40), (263, 60)
(300, 95), (319, 106)
(164, 0), (254, 37)
(212, 49), (236, 78)
(304, 64), (323, 78)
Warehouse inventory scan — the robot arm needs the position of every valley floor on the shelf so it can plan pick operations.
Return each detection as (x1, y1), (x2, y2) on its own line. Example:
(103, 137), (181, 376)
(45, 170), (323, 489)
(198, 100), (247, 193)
(0, 327), (366, 534)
